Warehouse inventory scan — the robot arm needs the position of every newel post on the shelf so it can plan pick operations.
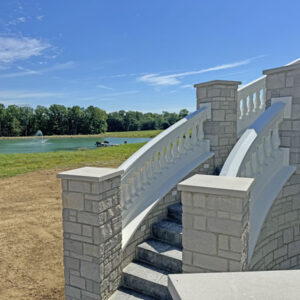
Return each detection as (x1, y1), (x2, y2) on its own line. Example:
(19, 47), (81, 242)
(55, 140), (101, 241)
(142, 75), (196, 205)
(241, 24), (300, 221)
(194, 80), (241, 170)
(178, 174), (254, 273)
(57, 167), (123, 300)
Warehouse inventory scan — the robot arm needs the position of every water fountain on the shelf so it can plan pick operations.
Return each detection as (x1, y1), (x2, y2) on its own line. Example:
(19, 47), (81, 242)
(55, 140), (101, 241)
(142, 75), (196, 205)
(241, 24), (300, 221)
(34, 130), (47, 144)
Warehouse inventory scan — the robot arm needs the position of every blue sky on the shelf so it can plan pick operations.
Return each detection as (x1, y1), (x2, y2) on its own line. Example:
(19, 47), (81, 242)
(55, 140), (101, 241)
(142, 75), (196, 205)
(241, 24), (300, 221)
(0, 0), (299, 113)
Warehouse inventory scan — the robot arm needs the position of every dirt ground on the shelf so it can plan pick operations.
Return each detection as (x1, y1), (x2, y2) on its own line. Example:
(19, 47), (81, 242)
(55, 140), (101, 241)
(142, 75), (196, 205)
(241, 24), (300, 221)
(0, 169), (66, 300)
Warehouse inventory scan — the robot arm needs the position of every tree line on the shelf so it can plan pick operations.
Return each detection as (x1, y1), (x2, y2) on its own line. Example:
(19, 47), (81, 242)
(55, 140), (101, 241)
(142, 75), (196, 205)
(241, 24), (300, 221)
(0, 103), (189, 137)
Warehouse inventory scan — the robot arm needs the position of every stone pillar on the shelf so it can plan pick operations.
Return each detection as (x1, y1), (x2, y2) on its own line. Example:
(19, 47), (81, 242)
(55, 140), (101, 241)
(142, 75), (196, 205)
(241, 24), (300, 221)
(263, 62), (300, 172)
(178, 174), (254, 273)
(57, 167), (123, 300)
(194, 80), (241, 171)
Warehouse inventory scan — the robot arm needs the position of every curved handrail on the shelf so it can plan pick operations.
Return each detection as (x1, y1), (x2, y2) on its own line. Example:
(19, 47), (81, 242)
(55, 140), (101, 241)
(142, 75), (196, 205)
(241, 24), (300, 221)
(221, 102), (296, 261)
(119, 104), (213, 248)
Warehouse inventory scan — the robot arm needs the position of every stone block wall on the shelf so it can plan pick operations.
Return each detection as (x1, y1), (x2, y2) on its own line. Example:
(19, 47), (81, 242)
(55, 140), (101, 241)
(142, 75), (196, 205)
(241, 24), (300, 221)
(249, 176), (300, 270)
(249, 63), (300, 270)
(58, 167), (123, 300)
(195, 80), (241, 170)
(178, 175), (253, 273)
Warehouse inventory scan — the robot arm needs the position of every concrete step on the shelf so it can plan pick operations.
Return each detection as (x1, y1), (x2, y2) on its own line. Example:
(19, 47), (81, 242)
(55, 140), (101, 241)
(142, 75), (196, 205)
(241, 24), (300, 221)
(152, 220), (182, 248)
(122, 262), (172, 300)
(167, 203), (182, 224)
(137, 239), (182, 273)
(109, 287), (155, 300)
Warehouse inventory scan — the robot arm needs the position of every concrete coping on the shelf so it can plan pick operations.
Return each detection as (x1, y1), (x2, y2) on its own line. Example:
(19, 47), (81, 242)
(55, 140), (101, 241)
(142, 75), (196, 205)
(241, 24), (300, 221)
(57, 167), (124, 182)
(194, 80), (242, 88)
(168, 270), (300, 300)
(263, 61), (300, 75)
(178, 174), (254, 198)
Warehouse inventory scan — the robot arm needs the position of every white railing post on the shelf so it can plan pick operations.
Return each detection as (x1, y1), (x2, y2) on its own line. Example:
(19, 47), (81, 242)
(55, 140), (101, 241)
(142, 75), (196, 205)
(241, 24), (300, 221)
(194, 80), (241, 169)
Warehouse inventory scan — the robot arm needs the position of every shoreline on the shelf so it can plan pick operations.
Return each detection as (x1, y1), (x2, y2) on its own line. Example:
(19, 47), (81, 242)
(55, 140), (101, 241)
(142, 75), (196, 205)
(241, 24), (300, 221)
(0, 130), (162, 140)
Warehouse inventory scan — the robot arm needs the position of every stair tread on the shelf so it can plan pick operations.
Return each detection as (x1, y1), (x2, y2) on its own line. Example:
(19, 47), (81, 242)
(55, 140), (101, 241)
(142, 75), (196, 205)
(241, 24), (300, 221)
(123, 261), (169, 287)
(110, 287), (155, 300)
(153, 219), (182, 234)
(168, 203), (182, 213)
(138, 239), (182, 261)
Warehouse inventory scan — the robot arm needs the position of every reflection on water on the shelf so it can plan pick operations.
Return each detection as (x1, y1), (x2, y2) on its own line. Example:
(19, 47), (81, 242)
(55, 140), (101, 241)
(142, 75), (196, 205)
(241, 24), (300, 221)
(0, 137), (150, 154)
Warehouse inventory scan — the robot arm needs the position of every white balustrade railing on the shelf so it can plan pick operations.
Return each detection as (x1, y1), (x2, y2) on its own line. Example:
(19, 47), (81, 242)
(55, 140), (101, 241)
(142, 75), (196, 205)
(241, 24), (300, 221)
(119, 105), (213, 248)
(221, 102), (296, 261)
(237, 76), (266, 137)
(237, 58), (300, 137)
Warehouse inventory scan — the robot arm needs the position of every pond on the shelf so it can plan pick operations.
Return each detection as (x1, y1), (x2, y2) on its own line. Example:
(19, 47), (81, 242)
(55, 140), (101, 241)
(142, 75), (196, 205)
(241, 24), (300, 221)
(0, 137), (150, 154)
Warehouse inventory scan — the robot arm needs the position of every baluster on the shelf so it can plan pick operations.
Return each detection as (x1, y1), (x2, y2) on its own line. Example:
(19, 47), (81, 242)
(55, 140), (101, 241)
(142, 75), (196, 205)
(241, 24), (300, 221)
(135, 168), (142, 192)
(147, 157), (154, 178)
(248, 93), (254, 115)
(122, 183), (129, 203)
(154, 153), (160, 172)
(173, 137), (179, 157)
(255, 90), (261, 112)
(260, 88), (266, 110)
(237, 99), (242, 120)
(241, 97), (248, 119)
(191, 124), (198, 146)
(165, 143), (172, 162)
(178, 135), (184, 153)
(198, 121), (204, 140)
(129, 175), (136, 197)
(159, 147), (166, 168)
(142, 164), (148, 184)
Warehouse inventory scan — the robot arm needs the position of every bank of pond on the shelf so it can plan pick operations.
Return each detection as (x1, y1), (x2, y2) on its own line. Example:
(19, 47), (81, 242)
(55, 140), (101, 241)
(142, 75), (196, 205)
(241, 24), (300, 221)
(0, 136), (150, 154)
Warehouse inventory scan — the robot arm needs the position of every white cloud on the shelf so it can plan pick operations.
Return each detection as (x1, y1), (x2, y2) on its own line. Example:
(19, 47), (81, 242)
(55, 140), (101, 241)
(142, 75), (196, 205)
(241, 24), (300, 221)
(0, 61), (75, 78)
(36, 15), (44, 21)
(137, 57), (255, 87)
(0, 90), (62, 100)
(97, 84), (115, 91)
(101, 90), (139, 98)
(18, 17), (26, 23)
(0, 36), (50, 64)
(180, 84), (194, 89)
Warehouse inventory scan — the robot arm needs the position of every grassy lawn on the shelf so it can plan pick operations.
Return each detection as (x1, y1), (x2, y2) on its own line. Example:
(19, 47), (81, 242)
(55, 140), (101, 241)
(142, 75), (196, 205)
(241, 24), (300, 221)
(0, 142), (145, 178)
(0, 129), (163, 140)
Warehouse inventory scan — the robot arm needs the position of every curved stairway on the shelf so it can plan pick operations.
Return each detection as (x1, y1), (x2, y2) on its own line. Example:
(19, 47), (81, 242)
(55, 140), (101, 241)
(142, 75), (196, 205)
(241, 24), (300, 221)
(110, 203), (183, 300)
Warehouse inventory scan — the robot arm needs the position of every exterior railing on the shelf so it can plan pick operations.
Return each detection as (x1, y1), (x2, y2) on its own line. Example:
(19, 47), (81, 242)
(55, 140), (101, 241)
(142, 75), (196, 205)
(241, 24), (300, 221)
(221, 102), (295, 261)
(237, 76), (266, 137)
(237, 58), (300, 137)
(119, 105), (213, 248)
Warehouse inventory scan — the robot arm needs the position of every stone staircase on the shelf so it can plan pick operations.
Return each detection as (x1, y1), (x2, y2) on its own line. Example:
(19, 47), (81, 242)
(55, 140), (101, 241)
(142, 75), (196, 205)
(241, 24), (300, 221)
(110, 203), (183, 299)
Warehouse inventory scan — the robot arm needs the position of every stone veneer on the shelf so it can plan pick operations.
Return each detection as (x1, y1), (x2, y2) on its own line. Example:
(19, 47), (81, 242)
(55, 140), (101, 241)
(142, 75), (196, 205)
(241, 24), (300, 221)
(178, 174), (254, 273)
(57, 167), (123, 300)
(195, 80), (241, 170)
(249, 62), (300, 270)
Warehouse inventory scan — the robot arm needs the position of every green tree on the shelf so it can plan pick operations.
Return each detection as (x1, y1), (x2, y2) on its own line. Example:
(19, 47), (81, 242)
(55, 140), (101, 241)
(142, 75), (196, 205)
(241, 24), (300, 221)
(48, 104), (68, 135)
(68, 106), (84, 135)
(81, 106), (107, 134)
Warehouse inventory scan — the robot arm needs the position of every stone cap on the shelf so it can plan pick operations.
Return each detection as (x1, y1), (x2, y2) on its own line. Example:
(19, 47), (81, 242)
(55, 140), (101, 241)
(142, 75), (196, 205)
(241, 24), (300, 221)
(57, 167), (123, 182)
(263, 59), (300, 75)
(178, 174), (254, 197)
(194, 80), (242, 88)
(168, 270), (300, 300)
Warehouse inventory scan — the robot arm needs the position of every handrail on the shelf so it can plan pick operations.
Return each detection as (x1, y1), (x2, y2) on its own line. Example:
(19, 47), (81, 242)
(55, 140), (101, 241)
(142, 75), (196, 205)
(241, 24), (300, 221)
(221, 102), (296, 261)
(119, 104), (213, 248)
